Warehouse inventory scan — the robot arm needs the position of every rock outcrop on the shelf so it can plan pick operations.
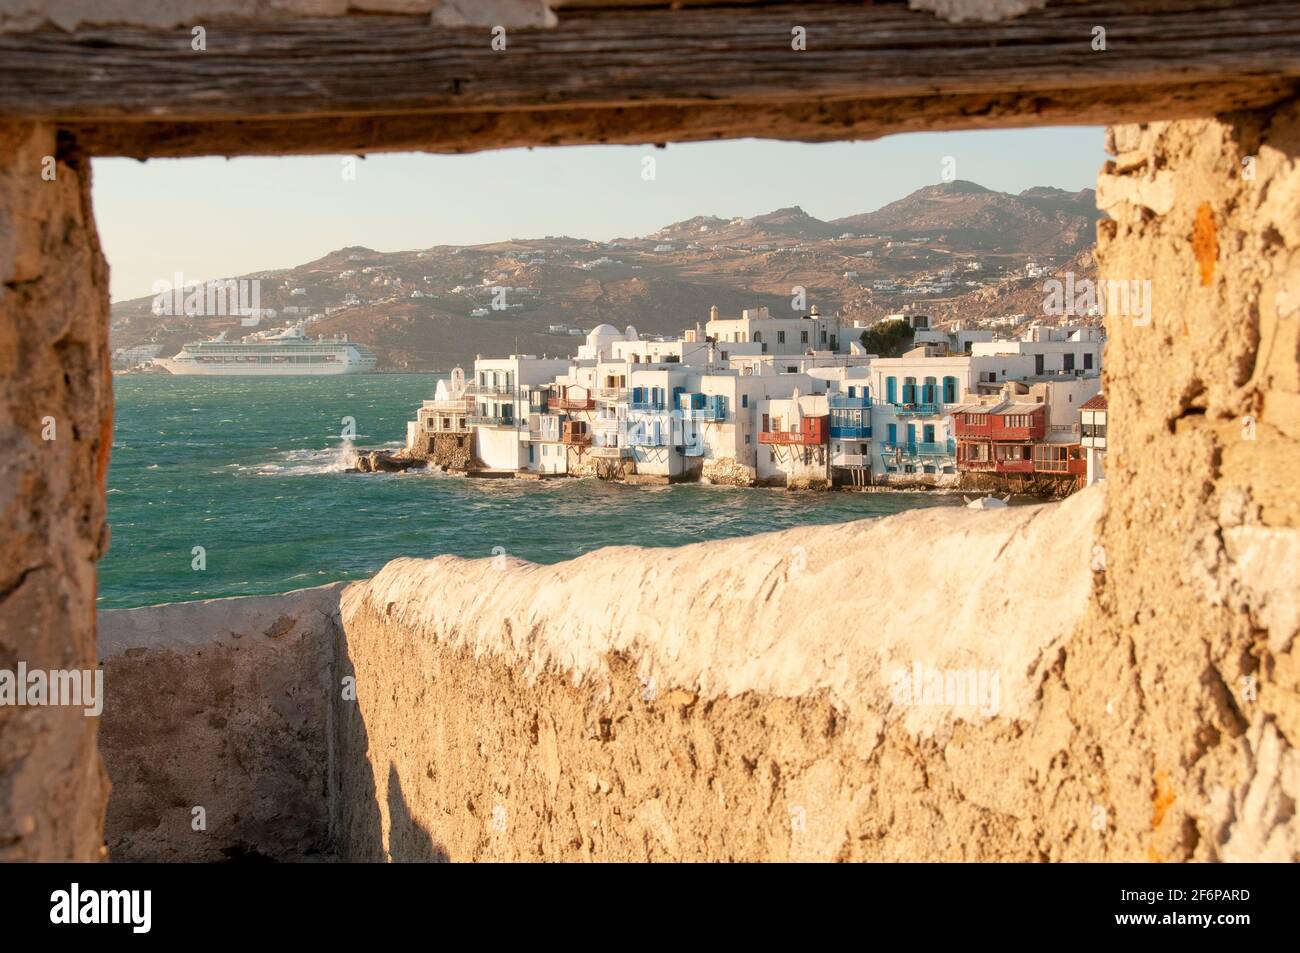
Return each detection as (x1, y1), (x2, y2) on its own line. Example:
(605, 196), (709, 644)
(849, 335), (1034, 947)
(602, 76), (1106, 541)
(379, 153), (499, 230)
(701, 458), (757, 487)
(353, 449), (427, 473)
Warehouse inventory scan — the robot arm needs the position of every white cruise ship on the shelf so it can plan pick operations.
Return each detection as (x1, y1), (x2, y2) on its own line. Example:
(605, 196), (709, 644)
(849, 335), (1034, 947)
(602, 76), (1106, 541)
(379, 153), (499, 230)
(156, 325), (378, 376)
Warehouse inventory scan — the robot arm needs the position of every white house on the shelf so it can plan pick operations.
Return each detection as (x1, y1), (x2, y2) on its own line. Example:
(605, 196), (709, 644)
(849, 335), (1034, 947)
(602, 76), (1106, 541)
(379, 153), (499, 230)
(1080, 392), (1108, 486)
(704, 305), (847, 355)
(971, 324), (1103, 376)
(469, 355), (570, 472)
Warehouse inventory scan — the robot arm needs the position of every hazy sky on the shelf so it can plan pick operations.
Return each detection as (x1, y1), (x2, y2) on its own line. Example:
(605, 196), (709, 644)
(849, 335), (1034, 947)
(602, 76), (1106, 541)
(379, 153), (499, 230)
(94, 127), (1104, 302)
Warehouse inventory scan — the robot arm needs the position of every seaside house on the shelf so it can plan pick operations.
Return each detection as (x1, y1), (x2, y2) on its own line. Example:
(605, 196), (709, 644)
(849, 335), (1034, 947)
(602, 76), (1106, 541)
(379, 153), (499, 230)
(407, 366), (476, 468)
(408, 306), (1102, 491)
(868, 345), (1035, 485)
(704, 304), (846, 355)
(970, 325), (1103, 377)
(756, 391), (831, 488)
(1079, 392), (1108, 486)
(823, 372), (875, 487)
(625, 365), (701, 481)
(538, 380), (596, 476)
(468, 354), (570, 472)
(951, 377), (1099, 485)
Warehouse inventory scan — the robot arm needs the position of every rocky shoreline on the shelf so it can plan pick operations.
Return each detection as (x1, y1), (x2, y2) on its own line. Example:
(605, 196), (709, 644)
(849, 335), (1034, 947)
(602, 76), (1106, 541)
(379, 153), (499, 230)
(348, 448), (427, 474)
(349, 445), (1079, 498)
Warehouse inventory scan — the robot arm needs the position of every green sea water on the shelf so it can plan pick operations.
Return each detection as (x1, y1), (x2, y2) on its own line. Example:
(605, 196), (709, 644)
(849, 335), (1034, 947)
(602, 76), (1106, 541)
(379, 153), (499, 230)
(101, 374), (963, 609)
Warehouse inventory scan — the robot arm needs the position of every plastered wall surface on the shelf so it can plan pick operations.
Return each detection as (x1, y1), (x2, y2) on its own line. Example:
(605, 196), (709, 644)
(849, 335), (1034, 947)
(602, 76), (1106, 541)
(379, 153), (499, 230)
(97, 585), (342, 861)
(335, 490), (1104, 861)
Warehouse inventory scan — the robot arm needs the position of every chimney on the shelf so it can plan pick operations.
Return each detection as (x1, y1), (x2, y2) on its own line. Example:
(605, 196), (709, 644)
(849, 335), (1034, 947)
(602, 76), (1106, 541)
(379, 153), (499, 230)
(709, 305), (719, 322)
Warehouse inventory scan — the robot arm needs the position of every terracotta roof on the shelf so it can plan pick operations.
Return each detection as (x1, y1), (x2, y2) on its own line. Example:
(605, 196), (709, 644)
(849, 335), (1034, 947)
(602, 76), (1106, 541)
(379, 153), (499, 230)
(1080, 393), (1108, 411)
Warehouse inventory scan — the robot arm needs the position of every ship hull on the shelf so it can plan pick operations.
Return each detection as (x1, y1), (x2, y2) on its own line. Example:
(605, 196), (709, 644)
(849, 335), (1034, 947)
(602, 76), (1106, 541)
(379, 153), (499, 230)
(155, 359), (372, 376)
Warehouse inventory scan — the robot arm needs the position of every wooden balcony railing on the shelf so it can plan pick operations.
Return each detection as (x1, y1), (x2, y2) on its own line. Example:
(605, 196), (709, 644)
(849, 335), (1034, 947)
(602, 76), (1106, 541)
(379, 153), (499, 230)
(996, 459), (1034, 474)
(759, 430), (822, 446)
(548, 396), (595, 412)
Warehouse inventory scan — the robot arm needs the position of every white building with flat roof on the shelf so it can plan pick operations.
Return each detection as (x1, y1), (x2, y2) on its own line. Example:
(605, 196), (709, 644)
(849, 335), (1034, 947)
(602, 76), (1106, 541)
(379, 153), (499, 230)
(469, 354), (571, 471)
(970, 324), (1103, 376)
(704, 305), (847, 355)
(866, 345), (1036, 485)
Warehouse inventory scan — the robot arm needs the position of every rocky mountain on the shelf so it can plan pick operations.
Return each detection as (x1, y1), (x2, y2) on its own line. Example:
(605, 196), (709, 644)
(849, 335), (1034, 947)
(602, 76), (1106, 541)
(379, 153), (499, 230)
(831, 181), (1098, 255)
(110, 181), (1102, 371)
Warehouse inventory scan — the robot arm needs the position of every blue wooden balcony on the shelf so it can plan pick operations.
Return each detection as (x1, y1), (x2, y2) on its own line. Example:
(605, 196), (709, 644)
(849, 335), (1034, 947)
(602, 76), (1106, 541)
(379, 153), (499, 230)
(830, 396), (872, 439)
(830, 423), (872, 439)
(677, 393), (726, 421)
(683, 406), (724, 421)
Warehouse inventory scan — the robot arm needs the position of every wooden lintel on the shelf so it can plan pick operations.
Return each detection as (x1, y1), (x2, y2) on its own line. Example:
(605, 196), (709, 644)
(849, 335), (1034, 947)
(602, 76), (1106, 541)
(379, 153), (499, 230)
(3, 2), (1299, 157)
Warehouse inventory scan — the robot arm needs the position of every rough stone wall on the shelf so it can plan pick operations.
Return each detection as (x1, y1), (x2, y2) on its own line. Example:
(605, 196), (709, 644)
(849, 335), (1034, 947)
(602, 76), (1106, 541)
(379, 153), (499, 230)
(429, 432), (472, 470)
(97, 585), (342, 861)
(566, 450), (596, 477)
(566, 453), (633, 481)
(0, 122), (111, 861)
(956, 471), (1081, 499)
(1087, 106), (1300, 860)
(702, 457), (757, 487)
(335, 490), (1108, 861)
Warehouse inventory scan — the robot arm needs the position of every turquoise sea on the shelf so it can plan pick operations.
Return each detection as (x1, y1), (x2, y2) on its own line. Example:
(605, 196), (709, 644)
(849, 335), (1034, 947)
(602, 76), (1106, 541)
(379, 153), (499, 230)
(101, 374), (963, 609)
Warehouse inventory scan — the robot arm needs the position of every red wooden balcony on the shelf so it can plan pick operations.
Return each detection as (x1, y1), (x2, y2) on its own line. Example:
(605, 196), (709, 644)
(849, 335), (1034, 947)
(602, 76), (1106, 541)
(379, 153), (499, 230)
(1034, 448), (1087, 476)
(953, 415), (993, 439)
(990, 417), (1046, 441)
(759, 417), (826, 446)
(954, 408), (1047, 442)
(995, 458), (1034, 474)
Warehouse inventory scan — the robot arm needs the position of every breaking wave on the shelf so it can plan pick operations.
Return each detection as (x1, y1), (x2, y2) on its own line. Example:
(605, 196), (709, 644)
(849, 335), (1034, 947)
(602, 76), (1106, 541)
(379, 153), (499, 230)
(246, 440), (369, 476)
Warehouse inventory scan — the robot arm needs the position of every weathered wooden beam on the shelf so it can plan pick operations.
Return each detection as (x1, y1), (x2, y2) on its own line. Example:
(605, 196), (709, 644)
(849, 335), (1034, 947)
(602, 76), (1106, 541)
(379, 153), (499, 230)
(2, 1), (1298, 157)
(59, 79), (1300, 159)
